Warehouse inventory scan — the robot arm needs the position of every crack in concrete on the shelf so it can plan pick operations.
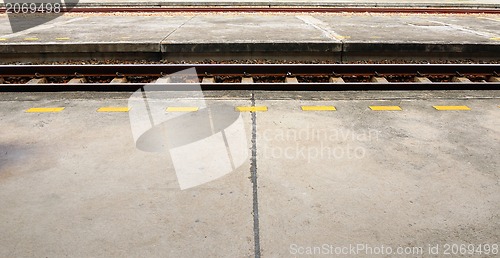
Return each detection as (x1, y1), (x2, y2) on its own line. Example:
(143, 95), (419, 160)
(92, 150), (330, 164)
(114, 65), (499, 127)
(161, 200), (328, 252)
(160, 15), (196, 44)
(250, 91), (261, 258)
(295, 15), (345, 41)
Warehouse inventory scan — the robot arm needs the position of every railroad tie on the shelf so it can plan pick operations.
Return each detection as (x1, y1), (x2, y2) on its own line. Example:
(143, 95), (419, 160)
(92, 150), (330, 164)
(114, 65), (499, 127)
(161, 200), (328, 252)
(413, 76), (432, 83)
(201, 76), (215, 83)
(285, 77), (299, 83)
(370, 76), (389, 83)
(241, 76), (254, 83)
(68, 77), (87, 84)
(155, 76), (171, 83)
(110, 77), (128, 83)
(488, 76), (500, 82)
(329, 76), (345, 83)
(452, 76), (471, 83)
(26, 78), (47, 84)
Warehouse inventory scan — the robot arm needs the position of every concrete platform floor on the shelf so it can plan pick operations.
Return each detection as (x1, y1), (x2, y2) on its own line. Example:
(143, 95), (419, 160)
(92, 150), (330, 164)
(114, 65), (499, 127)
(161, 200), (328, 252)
(0, 12), (499, 61)
(0, 90), (499, 257)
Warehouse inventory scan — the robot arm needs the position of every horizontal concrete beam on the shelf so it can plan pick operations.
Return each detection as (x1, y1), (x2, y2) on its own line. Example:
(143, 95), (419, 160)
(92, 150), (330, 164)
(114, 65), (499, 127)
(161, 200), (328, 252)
(160, 42), (342, 53)
(0, 42), (498, 62)
(342, 42), (500, 54)
(0, 43), (160, 54)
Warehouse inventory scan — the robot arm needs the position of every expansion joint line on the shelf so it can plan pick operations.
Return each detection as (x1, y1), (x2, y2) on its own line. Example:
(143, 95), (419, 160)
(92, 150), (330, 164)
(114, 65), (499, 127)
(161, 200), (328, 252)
(250, 92), (261, 258)
(160, 15), (197, 44)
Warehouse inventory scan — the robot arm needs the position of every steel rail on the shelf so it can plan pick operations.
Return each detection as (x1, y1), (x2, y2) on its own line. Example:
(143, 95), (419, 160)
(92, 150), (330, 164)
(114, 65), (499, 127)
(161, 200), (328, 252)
(0, 64), (498, 77)
(1, 64), (498, 91)
(1, 82), (499, 92)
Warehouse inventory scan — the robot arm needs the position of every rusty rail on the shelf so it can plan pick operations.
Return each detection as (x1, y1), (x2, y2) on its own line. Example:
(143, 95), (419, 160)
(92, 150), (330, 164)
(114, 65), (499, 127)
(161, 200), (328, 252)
(0, 64), (499, 91)
(0, 64), (498, 77)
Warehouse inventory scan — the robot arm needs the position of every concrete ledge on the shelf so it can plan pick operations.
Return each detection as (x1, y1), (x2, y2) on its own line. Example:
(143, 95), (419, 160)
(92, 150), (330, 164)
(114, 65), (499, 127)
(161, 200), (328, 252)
(342, 42), (500, 61)
(161, 51), (342, 61)
(1, 42), (499, 62)
(343, 42), (500, 54)
(0, 43), (160, 54)
(160, 42), (340, 61)
(0, 52), (162, 63)
(161, 42), (341, 53)
(6, 42), (495, 56)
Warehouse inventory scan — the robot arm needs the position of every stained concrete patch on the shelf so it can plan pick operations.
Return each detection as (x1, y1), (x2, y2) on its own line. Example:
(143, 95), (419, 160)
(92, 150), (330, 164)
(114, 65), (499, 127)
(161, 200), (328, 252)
(1, 13), (499, 61)
(0, 98), (255, 257)
(1, 92), (499, 257)
(256, 98), (500, 257)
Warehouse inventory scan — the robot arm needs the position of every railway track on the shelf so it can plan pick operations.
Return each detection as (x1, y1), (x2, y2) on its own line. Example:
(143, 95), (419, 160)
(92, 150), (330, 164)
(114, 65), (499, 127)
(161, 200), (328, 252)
(1, 64), (499, 91)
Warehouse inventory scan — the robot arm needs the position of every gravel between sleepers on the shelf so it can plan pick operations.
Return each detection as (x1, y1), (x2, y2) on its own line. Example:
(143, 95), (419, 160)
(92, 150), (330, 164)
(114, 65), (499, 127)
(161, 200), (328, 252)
(2, 59), (499, 65)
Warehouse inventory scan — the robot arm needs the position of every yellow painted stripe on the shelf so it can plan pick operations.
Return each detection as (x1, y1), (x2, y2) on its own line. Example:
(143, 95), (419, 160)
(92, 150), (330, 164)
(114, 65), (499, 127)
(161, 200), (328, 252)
(166, 106), (199, 112)
(0, 38), (7, 41)
(55, 37), (70, 40)
(97, 107), (130, 112)
(369, 106), (402, 111)
(490, 37), (500, 41)
(24, 37), (38, 41)
(26, 107), (64, 113)
(433, 105), (471, 111)
(235, 106), (268, 112)
(301, 105), (336, 111)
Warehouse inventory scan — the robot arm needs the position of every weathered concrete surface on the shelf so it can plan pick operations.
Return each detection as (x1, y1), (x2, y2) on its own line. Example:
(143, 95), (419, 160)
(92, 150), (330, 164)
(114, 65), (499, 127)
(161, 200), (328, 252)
(0, 96), (255, 257)
(255, 96), (500, 256)
(0, 13), (499, 61)
(0, 91), (499, 257)
(0, 15), (192, 52)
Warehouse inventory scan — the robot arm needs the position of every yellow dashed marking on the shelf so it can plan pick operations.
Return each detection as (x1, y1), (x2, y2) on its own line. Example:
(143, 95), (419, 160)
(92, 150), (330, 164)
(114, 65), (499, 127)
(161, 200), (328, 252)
(24, 37), (38, 41)
(433, 105), (471, 111)
(0, 38), (7, 41)
(235, 106), (268, 112)
(370, 36), (382, 39)
(336, 36), (351, 40)
(301, 106), (336, 111)
(55, 37), (70, 40)
(26, 107), (64, 113)
(166, 106), (199, 112)
(369, 106), (402, 111)
(490, 37), (500, 41)
(97, 107), (130, 112)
